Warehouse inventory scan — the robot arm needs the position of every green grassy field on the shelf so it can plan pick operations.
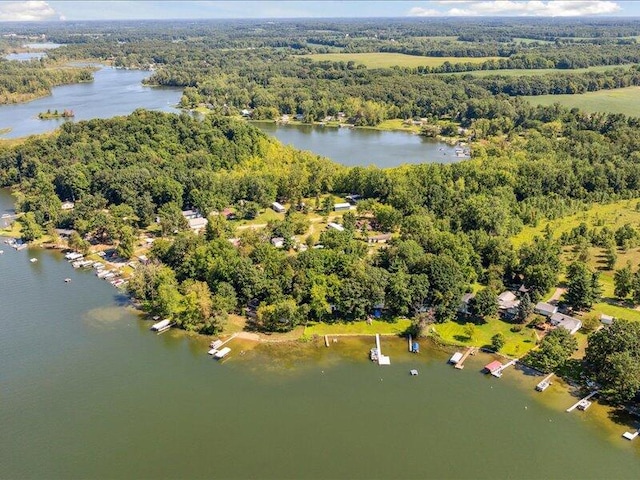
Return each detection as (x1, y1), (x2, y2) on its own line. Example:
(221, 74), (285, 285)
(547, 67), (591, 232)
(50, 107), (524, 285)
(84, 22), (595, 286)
(304, 318), (411, 336)
(523, 86), (640, 116)
(449, 64), (633, 77)
(305, 52), (501, 69)
(433, 317), (538, 357)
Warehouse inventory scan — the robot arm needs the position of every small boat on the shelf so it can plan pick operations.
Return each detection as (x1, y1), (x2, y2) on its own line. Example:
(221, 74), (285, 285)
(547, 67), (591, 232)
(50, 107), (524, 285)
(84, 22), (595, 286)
(64, 278), (71, 283)
(370, 347), (379, 362)
(29, 258), (37, 263)
(577, 399), (592, 411)
(0, 250), (4, 254)
(151, 319), (171, 332)
(536, 379), (551, 392)
(410, 369), (419, 376)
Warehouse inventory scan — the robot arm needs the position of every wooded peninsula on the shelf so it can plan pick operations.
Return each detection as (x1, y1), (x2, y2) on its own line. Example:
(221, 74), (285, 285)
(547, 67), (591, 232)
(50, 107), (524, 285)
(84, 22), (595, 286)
(2, 18), (640, 410)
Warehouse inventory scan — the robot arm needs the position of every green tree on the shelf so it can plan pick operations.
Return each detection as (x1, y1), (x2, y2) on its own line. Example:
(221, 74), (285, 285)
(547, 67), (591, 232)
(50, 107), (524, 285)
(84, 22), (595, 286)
(19, 212), (43, 242)
(614, 264), (633, 300)
(516, 292), (533, 324)
(604, 245), (617, 270)
(470, 288), (498, 319)
(524, 328), (577, 373)
(491, 332), (506, 352)
(564, 262), (600, 311)
(116, 225), (135, 259)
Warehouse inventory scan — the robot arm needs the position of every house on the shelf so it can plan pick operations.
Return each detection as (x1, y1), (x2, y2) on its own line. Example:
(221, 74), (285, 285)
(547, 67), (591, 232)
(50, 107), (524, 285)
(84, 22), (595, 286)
(271, 237), (285, 248)
(345, 194), (362, 205)
(271, 202), (286, 213)
(188, 217), (208, 232)
(550, 312), (582, 335)
(334, 202), (351, 212)
(182, 209), (200, 220)
(498, 291), (520, 316)
(458, 293), (474, 315)
(61, 201), (75, 210)
(240, 108), (252, 117)
(368, 233), (392, 244)
(600, 313), (614, 325)
(534, 302), (558, 317)
(327, 222), (345, 232)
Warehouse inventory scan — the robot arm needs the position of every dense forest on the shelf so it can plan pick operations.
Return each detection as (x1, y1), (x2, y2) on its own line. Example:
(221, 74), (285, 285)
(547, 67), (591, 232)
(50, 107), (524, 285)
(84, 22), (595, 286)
(3, 18), (640, 406)
(0, 58), (93, 104)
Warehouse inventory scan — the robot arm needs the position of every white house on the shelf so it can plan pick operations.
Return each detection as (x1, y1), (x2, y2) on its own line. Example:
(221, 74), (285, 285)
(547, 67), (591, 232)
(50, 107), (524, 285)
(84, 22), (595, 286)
(534, 302), (558, 317)
(498, 291), (520, 316)
(61, 201), (75, 210)
(600, 313), (614, 325)
(188, 217), (208, 232)
(272, 202), (286, 213)
(327, 222), (345, 232)
(334, 202), (351, 212)
(550, 312), (582, 335)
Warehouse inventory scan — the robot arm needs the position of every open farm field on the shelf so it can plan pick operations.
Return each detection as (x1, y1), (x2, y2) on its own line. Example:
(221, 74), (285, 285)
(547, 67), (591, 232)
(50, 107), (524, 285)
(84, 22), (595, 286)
(305, 52), (501, 68)
(523, 86), (640, 116)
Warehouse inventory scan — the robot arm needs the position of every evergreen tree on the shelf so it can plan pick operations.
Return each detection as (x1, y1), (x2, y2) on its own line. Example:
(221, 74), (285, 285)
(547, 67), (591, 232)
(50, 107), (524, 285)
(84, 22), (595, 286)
(564, 262), (600, 311)
(614, 264), (633, 299)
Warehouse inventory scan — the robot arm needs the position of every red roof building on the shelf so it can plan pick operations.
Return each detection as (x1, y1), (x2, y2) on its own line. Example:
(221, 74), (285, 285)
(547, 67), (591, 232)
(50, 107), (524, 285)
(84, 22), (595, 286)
(484, 360), (503, 374)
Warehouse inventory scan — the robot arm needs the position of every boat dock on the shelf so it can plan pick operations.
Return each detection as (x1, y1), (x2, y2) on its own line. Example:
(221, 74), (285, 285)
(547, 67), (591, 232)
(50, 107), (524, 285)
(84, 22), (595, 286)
(375, 334), (390, 365)
(536, 374), (554, 392)
(491, 358), (517, 378)
(207, 333), (238, 358)
(623, 430), (639, 441)
(566, 391), (598, 412)
(453, 347), (475, 369)
(150, 319), (173, 333)
(325, 335), (330, 347)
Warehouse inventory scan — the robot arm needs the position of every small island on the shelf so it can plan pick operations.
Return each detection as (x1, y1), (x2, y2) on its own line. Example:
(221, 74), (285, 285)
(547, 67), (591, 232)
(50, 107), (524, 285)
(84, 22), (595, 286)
(38, 108), (74, 120)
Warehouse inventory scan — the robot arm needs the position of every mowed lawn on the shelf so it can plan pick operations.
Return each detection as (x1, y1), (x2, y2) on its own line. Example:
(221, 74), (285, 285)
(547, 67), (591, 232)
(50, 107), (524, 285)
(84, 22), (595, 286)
(523, 86), (640, 116)
(305, 52), (501, 69)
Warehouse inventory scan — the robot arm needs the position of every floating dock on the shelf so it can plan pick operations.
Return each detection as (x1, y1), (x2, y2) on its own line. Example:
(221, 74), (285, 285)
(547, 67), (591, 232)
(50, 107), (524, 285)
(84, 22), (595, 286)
(375, 334), (390, 365)
(623, 430), (639, 441)
(208, 334), (238, 356)
(151, 319), (171, 333)
(214, 347), (231, 359)
(566, 391), (598, 412)
(453, 347), (476, 369)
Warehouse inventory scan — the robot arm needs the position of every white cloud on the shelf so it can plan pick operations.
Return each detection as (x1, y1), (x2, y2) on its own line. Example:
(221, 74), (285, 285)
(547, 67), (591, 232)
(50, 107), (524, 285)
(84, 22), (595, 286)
(408, 7), (440, 16)
(0, 1), (60, 21)
(409, 1), (622, 17)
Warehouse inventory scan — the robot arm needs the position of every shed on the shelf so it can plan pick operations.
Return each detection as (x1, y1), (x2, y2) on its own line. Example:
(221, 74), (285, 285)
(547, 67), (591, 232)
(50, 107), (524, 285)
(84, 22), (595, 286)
(534, 302), (558, 317)
(271, 202), (286, 213)
(484, 360), (503, 374)
(600, 314), (614, 325)
(327, 222), (345, 232)
(334, 202), (351, 211)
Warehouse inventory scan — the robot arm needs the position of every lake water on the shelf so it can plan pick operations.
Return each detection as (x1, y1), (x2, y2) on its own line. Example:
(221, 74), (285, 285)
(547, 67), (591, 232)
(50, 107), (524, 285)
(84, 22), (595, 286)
(254, 122), (462, 167)
(4, 51), (46, 61)
(0, 66), (182, 138)
(1, 188), (639, 478)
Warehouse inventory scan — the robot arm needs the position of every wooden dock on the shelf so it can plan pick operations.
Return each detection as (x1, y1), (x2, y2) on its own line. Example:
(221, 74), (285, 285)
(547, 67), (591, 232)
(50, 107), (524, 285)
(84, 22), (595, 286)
(325, 335), (330, 347)
(408, 334), (412, 352)
(454, 347), (476, 369)
(566, 391), (598, 412)
(536, 373), (554, 392)
(491, 358), (517, 378)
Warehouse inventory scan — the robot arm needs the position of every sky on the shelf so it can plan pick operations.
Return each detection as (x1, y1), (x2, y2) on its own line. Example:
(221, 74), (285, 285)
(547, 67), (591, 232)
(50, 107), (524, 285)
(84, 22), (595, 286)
(0, 1), (639, 22)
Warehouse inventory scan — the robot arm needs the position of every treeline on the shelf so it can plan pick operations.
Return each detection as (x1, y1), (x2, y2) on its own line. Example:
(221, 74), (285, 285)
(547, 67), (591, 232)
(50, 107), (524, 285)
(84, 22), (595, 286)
(0, 59), (94, 104)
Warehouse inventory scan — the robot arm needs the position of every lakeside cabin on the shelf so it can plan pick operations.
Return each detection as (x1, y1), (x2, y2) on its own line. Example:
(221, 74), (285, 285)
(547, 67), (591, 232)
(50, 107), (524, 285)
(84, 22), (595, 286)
(271, 202), (286, 213)
(334, 202), (351, 212)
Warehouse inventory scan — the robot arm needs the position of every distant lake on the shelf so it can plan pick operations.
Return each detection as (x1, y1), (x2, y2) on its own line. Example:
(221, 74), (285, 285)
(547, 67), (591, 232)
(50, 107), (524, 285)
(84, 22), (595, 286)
(4, 52), (46, 61)
(254, 122), (464, 167)
(0, 66), (182, 138)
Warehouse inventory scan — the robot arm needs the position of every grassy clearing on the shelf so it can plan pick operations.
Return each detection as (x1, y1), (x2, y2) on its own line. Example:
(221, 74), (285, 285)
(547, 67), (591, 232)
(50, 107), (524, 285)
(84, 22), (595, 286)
(304, 52), (500, 69)
(511, 198), (640, 248)
(523, 86), (640, 116)
(304, 318), (411, 336)
(433, 318), (538, 357)
(448, 64), (633, 77)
